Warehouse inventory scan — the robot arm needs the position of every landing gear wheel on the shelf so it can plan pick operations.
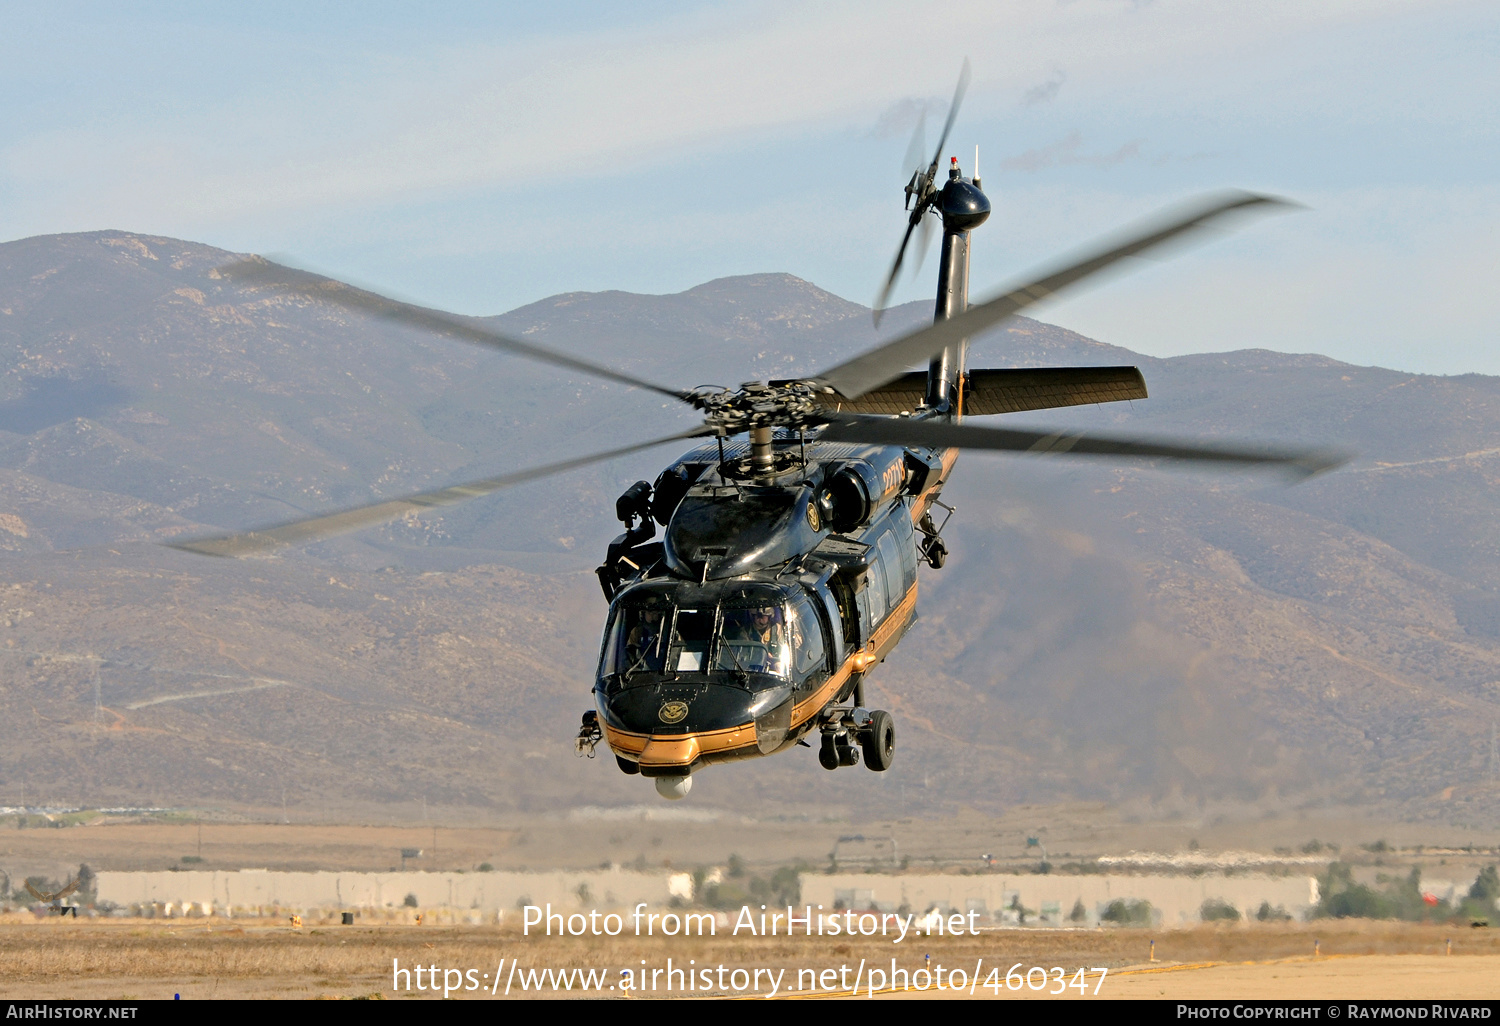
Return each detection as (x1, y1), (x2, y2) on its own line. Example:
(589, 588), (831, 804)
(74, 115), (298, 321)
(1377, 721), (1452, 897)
(615, 755), (640, 775)
(922, 537), (947, 569)
(861, 710), (895, 771)
(928, 540), (946, 569)
(818, 734), (840, 771)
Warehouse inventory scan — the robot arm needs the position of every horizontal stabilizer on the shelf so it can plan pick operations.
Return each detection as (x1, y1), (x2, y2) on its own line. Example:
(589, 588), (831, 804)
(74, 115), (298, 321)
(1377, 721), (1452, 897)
(963, 366), (1147, 415)
(781, 366), (1147, 416)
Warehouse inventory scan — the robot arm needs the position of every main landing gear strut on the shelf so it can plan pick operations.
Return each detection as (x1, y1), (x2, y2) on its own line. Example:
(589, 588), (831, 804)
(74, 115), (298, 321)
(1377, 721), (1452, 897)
(818, 680), (895, 772)
(917, 499), (954, 570)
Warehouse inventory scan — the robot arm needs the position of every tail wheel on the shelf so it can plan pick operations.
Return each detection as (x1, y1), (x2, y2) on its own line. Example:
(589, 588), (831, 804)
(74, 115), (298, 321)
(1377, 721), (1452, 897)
(861, 710), (895, 771)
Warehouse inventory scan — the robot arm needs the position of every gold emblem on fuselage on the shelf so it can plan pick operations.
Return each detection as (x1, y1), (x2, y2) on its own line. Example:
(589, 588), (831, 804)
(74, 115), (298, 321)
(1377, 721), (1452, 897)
(659, 701), (689, 724)
(806, 501), (821, 531)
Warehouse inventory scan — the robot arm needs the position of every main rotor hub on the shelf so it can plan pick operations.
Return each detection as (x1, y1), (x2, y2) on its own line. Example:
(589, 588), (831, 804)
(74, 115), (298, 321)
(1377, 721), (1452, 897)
(691, 381), (831, 436)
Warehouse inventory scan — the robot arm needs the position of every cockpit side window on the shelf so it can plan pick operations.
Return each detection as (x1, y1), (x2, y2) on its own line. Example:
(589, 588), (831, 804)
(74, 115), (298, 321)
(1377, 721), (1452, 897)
(603, 598), (672, 678)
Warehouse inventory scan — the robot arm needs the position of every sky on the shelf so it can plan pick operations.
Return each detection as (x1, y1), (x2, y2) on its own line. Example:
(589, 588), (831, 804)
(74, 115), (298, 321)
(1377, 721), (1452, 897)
(1, 1), (1496, 375)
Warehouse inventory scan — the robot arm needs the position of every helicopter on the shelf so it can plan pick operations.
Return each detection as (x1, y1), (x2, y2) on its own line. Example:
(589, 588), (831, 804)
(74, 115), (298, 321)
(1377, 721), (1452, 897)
(172, 65), (1344, 801)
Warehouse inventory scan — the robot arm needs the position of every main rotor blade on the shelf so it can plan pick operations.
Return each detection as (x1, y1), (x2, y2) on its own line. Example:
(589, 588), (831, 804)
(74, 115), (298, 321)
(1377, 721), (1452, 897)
(218, 258), (696, 406)
(168, 428), (709, 558)
(825, 190), (1290, 401)
(819, 415), (1349, 480)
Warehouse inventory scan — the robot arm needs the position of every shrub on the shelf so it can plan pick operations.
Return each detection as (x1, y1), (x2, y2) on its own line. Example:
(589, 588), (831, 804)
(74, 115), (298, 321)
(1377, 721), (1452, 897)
(1315, 863), (1450, 921)
(403, 893), (419, 908)
(1255, 901), (1292, 922)
(1200, 898), (1241, 922)
(1068, 899), (1088, 924)
(1459, 865), (1499, 922)
(1100, 899), (1152, 926)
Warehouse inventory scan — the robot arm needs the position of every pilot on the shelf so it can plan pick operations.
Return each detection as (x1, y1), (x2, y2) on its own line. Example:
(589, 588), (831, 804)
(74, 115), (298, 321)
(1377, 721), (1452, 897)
(722, 606), (785, 674)
(623, 608), (666, 672)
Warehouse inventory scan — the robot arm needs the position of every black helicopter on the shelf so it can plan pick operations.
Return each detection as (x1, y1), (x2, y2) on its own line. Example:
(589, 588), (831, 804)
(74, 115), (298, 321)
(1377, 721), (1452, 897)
(175, 65), (1343, 800)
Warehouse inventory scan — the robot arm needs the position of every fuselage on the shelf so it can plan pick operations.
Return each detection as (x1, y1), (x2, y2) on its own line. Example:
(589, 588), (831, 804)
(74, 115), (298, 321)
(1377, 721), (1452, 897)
(593, 433), (957, 777)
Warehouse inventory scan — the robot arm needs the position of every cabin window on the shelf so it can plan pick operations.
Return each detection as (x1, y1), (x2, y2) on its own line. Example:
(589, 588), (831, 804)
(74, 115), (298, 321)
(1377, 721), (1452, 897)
(877, 532), (905, 607)
(787, 595), (826, 676)
(864, 555), (887, 625)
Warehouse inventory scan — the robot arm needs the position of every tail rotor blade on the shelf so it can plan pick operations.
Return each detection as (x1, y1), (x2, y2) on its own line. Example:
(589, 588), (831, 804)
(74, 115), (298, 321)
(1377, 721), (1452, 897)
(912, 213), (935, 277)
(902, 108), (927, 187)
(927, 57), (971, 176)
(829, 190), (1293, 400)
(873, 219), (922, 326)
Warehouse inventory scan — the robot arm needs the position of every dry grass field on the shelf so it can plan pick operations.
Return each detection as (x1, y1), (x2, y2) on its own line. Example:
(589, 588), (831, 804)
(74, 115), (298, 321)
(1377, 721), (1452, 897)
(3, 807), (1497, 879)
(0, 918), (1496, 1000)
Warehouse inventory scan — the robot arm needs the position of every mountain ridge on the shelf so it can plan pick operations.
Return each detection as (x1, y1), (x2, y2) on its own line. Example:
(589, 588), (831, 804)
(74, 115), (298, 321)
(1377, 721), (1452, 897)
(1, 229), (1498, 822)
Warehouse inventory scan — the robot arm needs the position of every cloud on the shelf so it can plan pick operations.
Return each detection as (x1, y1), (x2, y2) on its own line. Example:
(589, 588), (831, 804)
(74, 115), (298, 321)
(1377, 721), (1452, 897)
(1021, 68), (1066, 106)
(1000, 132), (1144, 172)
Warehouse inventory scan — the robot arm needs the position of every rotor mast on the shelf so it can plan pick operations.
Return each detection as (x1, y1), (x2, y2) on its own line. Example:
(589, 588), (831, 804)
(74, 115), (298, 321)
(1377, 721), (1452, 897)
(926, 156), (990, 413)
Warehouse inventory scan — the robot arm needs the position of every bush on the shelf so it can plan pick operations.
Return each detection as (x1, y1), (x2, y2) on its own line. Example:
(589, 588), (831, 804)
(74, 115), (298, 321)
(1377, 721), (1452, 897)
(403, 893), (419, 908)
(1255, 901), (1292, 922)
(1200, 898), (1241, 923)
(1100, 899), (1152, 926)
(1315, 863), (1450, 921)
(1068, 899), (1088, 924)
(1459, 865), (1499, 923)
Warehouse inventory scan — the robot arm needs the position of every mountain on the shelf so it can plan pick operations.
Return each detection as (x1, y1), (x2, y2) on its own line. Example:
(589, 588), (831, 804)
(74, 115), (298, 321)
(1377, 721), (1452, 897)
(1, 229), (1498, 823)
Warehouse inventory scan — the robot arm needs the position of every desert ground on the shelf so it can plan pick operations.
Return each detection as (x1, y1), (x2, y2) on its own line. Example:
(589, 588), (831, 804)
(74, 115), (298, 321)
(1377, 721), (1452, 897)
(3, 810), (1497, 1000)
(0, 919), (1495, 1000)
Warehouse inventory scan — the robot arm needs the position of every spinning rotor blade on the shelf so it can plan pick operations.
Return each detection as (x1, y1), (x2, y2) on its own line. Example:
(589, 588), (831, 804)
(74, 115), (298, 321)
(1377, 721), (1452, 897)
(169, 428), (709, 558)
(873, 220), (922, 323)
(827, 190), (1290, 401)
(820, 415), (1348, 480)
(873, 58), (971, 326)
(927, 57), (971, 181)
(218, 258), (697, 406)
(901, 109), (927, 186)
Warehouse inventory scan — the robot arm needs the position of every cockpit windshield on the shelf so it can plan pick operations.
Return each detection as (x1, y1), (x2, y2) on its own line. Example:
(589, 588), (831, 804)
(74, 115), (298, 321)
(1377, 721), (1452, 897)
(601, 583), (811, 683)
